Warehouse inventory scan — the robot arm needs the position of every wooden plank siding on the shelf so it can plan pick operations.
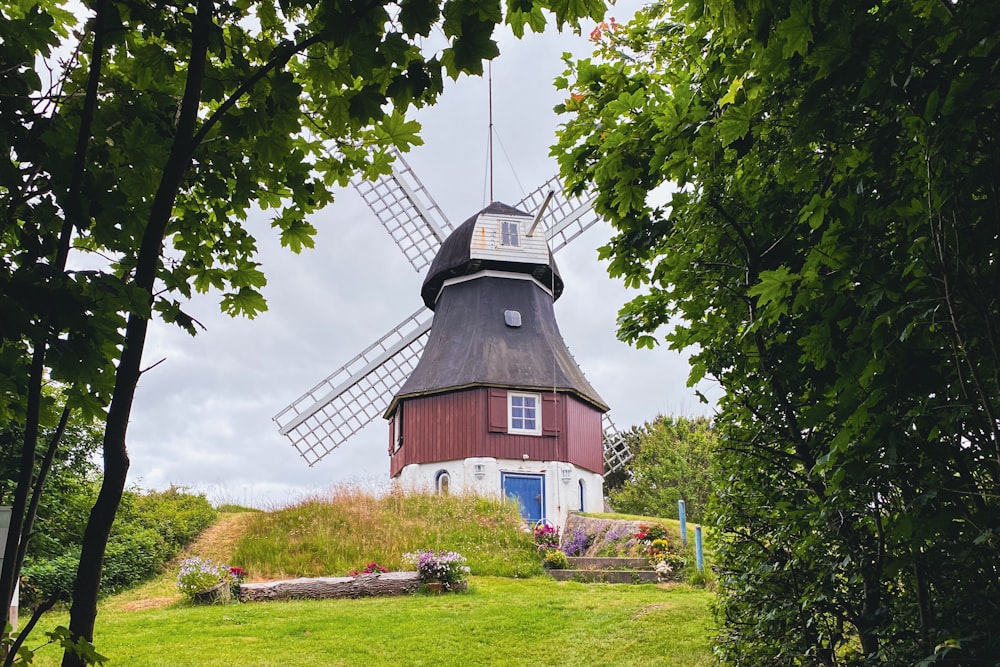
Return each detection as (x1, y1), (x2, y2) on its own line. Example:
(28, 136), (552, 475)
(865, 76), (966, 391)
(389, 387), (604, 476)
(565, 395), (605, 473)
(468, 213), (549, 265)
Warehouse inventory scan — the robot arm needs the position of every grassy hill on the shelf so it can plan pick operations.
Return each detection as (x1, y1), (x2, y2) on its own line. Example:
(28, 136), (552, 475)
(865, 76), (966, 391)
(26, 489), (715, 666)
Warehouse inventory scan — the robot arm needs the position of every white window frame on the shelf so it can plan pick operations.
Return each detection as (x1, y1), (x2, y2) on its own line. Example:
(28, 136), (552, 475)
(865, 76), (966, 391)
(499, 220), (521, 247)
(508, 392), (541, 435)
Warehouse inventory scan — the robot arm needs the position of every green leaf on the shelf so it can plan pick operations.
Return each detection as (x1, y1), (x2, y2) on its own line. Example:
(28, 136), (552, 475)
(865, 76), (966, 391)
(220, 288), (268, 319)
(275, 217), (317, 254)
(748, 266), (796, 319)
(399, 0), (440, 36)
(375, 113), (424, 150)
(715, 104), (751, 147)
(777, 2), (813, 59)
(719, 78), (743, 108)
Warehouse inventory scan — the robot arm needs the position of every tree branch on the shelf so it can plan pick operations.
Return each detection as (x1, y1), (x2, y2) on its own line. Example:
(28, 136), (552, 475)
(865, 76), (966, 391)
(190, 33), (325, 152)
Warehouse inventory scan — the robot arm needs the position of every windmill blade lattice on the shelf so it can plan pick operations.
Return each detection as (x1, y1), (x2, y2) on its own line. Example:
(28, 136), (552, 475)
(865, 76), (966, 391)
(518, 176), (600, 252)
(273, 308), (432, 465)
(351, 152), (453, 273)
(601, 414), (632, 475)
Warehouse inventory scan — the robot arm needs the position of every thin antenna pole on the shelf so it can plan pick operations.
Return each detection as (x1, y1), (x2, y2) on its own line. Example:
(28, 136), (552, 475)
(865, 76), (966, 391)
(488, 62), (494, 202)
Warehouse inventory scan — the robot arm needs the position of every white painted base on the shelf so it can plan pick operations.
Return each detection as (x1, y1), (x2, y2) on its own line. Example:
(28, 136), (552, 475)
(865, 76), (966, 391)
(394, 458), (604, 530)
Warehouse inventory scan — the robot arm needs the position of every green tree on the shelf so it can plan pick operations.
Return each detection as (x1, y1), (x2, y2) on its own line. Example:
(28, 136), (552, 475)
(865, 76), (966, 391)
(609, 416), (714, 523)
(0, 416), (101, 563)
(555, 1), (1000, 663)
(1, 0), (606, 663)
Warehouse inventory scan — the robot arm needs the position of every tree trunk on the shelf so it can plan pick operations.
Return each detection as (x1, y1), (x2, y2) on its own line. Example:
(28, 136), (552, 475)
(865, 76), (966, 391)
(0, 344), (45, 632)
(61, 349), (135, 667)
(239, 572), (422, 602)
(60, 2), (213, 664)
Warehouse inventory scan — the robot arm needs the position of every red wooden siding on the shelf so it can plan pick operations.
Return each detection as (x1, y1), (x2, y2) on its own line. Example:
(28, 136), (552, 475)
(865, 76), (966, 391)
(389, 387), (605, 476)
(565, 395), (604, 473)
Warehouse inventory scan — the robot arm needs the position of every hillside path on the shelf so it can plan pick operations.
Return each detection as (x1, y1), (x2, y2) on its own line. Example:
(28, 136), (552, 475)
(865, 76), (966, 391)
(180, 511), (254, 563)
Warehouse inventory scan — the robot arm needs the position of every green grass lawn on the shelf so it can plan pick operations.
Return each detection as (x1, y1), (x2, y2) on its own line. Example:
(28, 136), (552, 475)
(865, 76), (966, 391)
(29, 577), (713, 666)
(24, 494), (715, 665)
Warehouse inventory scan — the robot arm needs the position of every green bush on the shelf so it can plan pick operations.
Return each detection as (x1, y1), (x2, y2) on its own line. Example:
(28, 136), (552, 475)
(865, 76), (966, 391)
(21, 486), (217, 605)
(20, 550), (80, 605)
(101, 528), (167, 594)
(117, 486), (217, 558)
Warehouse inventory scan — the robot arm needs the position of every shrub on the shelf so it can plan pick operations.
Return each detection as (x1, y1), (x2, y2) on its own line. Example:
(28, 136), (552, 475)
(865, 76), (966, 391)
(634, 523), (671, 547)
(404, 550), (470, 588)
(176, 557), (234, 598)
(20, 550), (80, 606)
(101, 528), (167, 594)
(21, 485), (219, 606)
(118, 486), (217, 557)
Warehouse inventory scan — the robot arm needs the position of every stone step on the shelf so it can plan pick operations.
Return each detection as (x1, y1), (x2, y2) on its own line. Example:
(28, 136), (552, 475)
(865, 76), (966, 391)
(547, 569), (661, 584)
(565, 557), (650, 570)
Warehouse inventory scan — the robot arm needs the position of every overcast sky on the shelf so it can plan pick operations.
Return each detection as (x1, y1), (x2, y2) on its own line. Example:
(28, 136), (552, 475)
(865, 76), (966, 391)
(123, 22), (721, 507)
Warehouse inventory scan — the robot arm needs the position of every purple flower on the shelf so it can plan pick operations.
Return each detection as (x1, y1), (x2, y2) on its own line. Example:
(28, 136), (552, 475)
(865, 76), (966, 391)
(560, 528), (594, 557)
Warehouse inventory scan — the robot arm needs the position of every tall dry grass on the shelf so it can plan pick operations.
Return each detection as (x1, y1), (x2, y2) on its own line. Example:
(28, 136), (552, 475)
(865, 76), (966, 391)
(229, 486), (542, 580)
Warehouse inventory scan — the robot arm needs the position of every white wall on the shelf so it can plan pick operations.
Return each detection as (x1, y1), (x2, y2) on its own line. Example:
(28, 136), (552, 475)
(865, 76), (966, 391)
(395, 457), (604, 530)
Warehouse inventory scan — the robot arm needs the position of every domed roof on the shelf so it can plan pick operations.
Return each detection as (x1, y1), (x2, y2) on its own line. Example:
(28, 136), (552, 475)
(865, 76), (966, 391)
(420, 201), (563, 310)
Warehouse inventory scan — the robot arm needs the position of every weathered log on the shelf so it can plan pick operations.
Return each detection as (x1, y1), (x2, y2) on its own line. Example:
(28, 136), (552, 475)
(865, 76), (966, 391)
(239, 571), (421, 602)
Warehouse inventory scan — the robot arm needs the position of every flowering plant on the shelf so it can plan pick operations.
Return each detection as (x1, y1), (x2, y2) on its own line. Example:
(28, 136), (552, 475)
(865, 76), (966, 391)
(652, 553), (686, 581)
(403, 550), (470, 588)
(228, 566), (248, 596)
(560, 528), (594, 557)
(176, 557), (235, 598)
(532, 523), (560, 551)
(348, 562), (388, 577)
(647, 538), (671, 559)
(634, 523), (671, 546)
(542, 549), (569, 570)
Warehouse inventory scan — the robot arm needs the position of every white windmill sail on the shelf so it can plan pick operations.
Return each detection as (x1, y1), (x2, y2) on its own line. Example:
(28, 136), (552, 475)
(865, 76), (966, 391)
(273, 151), (631, 471)
(601, 414), (632, 474)
(272, 307), (433, 466)
(352, 152), (453, 272)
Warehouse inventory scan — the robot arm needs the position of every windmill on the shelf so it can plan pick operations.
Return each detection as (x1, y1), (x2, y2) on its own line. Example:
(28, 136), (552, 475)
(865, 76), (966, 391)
(272, 151), (633, 489)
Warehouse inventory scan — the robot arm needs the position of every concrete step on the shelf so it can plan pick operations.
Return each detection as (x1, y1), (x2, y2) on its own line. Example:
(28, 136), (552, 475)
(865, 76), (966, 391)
(565, 556), (650, 570)
(547, 569), (660, 584)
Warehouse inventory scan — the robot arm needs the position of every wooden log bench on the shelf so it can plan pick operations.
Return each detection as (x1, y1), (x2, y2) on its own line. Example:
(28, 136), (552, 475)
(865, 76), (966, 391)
(239, 571), (421, 602)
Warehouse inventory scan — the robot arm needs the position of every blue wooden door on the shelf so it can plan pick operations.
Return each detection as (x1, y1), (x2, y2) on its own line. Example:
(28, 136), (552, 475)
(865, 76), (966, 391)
(502, 473), (544, 524)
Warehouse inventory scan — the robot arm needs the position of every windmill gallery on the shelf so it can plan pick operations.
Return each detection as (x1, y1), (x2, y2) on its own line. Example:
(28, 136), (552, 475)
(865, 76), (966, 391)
(273, 155), (632, 529)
